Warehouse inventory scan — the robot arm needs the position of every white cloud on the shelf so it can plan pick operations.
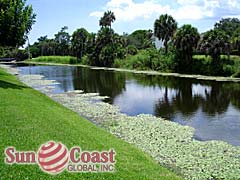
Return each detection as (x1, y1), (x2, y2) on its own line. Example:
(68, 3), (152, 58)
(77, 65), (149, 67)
(90, 0), (240, 22)
(90, 0), (171, 21)
(174, 5), (211, 20)
(227, 0), (239, 8)
(176, 0), (201, 5)
(106, 0), (133, 8)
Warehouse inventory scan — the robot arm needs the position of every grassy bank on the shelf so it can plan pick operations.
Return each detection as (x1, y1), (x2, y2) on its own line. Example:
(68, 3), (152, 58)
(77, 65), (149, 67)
(32, 56), (78, 64)
(29, 52), (240, 78)
(0, 68), (181, 179)
(114, 51), (240, 77)
(192, 55), (240, 77)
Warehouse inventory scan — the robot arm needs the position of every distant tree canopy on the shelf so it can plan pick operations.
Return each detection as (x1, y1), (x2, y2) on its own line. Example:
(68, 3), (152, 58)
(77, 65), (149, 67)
(231, 27), (240, 55)
(88, 11), (132, 67)
(198, 29), (230, 75)
(71, 28), (89, 59)
(0, 0), (36, 47)
(127, 30), (153, 50)
(174, 24), (200, 73)
(214, 18), (240, 38)
(54, 26), (71, 56)
(199, 29), (230, 60)
(25, 11), (239, 76)
(154, 14), (177, 54)
(99, 10), (116, 29)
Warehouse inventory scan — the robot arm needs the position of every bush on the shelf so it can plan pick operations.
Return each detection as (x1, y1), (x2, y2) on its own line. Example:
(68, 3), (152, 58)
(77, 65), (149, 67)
(69, 57), (77, 64)
(232, 71), (240, 78)
(192, 55), (212, 75)
(0, 47), (28, 61)
(113, 48), (175, 72)
(127, 45), (138, 55)
(222, 64), (235, 76)
(80, 56), (89, 65)
(16, 49), (28, 61)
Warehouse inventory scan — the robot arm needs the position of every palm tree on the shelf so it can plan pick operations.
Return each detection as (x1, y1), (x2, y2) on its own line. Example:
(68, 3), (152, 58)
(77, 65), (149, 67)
(71, 28), (89, 59)
(154, 14), (177, 54)
(198, 29), (230, 75)
(99, 11), (116, 30)
(174, 24), (200, 73)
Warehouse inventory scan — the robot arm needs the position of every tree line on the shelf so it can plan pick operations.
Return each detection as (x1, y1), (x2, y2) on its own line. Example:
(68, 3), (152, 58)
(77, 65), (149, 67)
(29, 12), (240, 74)
(29, 11), (154, 67)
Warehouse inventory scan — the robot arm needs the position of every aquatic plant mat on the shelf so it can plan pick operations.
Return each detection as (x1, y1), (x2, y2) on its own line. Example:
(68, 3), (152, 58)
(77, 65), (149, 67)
(2, 65), (240, 180)
(0, 65), (181, 180)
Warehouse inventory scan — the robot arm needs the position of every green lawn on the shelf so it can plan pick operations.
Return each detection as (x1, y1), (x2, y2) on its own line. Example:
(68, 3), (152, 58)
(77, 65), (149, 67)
(31, 56), (78, 64)
(0, 68), (181, 180)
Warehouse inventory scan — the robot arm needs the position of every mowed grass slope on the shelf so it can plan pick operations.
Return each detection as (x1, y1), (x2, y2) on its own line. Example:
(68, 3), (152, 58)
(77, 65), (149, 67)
(0, 68), (181, 180)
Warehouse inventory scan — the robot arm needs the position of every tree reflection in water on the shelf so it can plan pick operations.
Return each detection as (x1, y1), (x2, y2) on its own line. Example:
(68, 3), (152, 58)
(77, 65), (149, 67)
(18, 65), (240, 145)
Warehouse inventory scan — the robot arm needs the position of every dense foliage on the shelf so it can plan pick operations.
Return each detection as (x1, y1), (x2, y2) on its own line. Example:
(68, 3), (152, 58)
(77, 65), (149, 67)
(214, 18), (240, 38)
(0, 0), (36, 47)
(72, 28), (89, 59)
(174, 25), (200, 73)
(126, 30), (153, 50)
(198, 29), (230, 75)
(154, 14), (177, 54)
(27, 12), (239, 77)
(1, 1), (239, 77)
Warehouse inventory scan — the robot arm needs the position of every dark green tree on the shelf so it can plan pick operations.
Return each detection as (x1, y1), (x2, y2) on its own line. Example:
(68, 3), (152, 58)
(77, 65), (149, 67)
(0, 0), (36, 47)
(174, 24), (200, 73)
(214, 18), (240, 38)
(89, 27), (114, 66)
(232, 27), (240, 55)
(54, 26), (71, 56)
(86, 33), (96, 55)
(29, 36), (57, 57)
(198, 29), (230, 75)
(127, 30), (153, 50)
(89, 11), (122, 67)
(71, 28), (89, 59)
(154, 14), (177, 54)
(127, 45), (138, 55)
(99, 10), (116, 29)
(89, 27), (127, 67)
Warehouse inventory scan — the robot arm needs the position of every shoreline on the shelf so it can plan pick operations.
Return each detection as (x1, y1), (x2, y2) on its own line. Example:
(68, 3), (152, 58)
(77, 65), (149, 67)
(0, 64), (181, 179)
(6, 60), (240, 82)
(1, 64), (240, 180)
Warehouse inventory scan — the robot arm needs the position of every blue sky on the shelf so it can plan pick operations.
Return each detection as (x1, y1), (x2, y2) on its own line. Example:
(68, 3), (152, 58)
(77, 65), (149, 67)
(27, 0), (240, 44)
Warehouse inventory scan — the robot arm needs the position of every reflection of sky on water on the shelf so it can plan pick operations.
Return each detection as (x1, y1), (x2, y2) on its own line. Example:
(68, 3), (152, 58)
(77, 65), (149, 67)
(17, 65), (240, 146)
(113, 79), (240, 145)
(113, 80), (177, 115)
(175, 104), (240, 145)
(19, 66), (75, 93)
(192, 84), (211, 100)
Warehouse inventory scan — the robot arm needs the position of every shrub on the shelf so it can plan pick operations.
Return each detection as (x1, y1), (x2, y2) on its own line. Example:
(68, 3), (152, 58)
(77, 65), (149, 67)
(222, 65), (235, 76)
(69, 57), (77, 64)
(232, 71), (240, 78)
(113, 48), (175, 72)
(127, 45), (138, 55)
(16, 49), (28, 61)
(80, 56), (89, 65)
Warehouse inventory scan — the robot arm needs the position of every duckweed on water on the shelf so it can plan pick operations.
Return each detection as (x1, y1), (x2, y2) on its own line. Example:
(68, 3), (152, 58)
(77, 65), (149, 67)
(1, 65), (240, 180)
